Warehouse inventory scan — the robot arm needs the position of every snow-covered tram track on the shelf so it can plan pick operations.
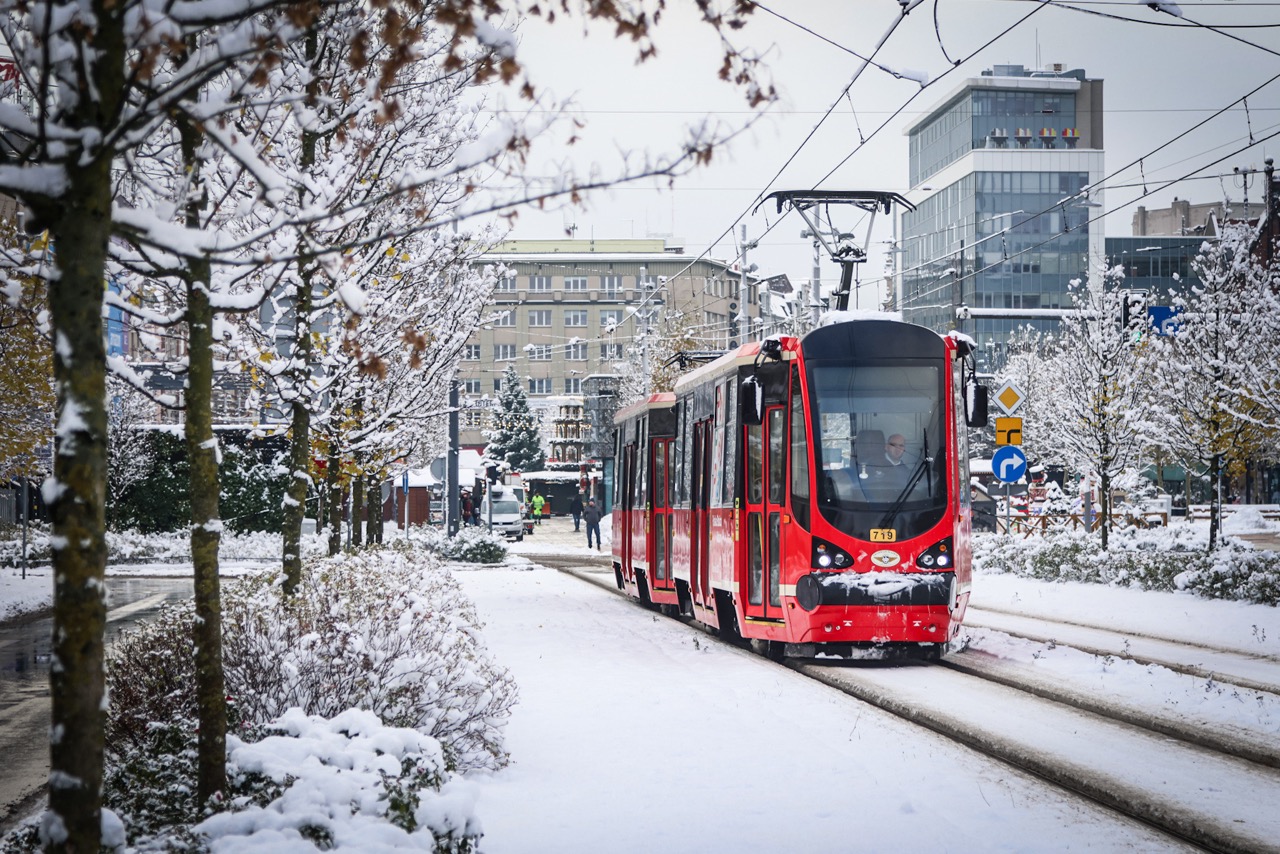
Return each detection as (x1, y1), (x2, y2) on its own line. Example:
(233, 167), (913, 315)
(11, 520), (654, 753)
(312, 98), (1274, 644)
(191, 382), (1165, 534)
(965, 605), (1280, 696)
(549, 560), (1280, 854)
(795, 658), (1280, 854)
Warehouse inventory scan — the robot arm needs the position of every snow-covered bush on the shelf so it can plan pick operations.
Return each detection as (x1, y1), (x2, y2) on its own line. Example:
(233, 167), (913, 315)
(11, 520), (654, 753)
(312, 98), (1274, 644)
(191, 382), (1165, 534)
(95, 544), (515, 848)
(108, 545), (516, 772)
(198, 709), (481, 852)
(974, 529), (1280, 605)
(222, 547), (518, 770)
(412, 526), (508, 564)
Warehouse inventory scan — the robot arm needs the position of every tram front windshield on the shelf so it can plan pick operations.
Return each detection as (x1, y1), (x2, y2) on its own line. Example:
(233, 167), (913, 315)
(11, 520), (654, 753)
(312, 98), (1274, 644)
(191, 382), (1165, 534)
(808, 362), (948, 541)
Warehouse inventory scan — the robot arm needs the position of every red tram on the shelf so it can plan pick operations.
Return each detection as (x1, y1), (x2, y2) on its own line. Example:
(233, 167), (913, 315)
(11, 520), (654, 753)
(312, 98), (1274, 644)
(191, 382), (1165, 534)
(611, 318), (988, 659)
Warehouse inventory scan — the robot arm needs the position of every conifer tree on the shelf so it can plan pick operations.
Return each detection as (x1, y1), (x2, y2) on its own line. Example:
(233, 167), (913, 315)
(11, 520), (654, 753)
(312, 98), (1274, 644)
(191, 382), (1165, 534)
(485, 365), (546, 473)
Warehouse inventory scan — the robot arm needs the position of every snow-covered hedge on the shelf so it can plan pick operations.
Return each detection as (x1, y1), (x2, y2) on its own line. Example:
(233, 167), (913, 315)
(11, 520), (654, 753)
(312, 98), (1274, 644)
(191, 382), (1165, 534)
(92, 544), (516, 850)
(0, 526), (328, 567)
(411, 526), (508, 564)
(974, 528), (1280, 605)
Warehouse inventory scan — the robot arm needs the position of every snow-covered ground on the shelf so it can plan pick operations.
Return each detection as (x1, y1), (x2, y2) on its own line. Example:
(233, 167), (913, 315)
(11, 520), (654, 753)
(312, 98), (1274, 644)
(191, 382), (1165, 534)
(3, 515), (1280, 851)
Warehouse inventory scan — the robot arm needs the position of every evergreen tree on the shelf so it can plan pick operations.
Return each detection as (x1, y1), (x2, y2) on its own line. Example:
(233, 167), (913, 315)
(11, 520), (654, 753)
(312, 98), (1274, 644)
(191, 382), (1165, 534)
(485, 365), (546, 473)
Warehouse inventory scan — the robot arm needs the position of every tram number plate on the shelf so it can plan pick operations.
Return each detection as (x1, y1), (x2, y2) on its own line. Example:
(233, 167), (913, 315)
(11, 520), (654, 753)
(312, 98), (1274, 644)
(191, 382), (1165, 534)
(870, 528), (897, 543)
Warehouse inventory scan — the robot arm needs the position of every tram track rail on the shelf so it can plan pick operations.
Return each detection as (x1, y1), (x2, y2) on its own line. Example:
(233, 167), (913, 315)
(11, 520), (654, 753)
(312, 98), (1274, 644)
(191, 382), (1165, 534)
(536, 553), (1280, 854)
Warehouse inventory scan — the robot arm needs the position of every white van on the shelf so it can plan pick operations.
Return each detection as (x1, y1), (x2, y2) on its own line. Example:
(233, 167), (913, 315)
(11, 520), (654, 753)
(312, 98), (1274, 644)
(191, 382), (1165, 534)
(505, 475), (533, 535)
(482, 495), (525, 541)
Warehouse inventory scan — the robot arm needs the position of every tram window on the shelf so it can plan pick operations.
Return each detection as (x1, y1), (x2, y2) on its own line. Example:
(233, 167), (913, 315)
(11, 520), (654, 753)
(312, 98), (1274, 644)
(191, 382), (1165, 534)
(748, 512), (763, 605)
(768, 408), (786, 505)
(747, 423), (763, 504)
(724, 380), (737, 505)
(790, 374), (809, 500)
(654, 443), (666, 509)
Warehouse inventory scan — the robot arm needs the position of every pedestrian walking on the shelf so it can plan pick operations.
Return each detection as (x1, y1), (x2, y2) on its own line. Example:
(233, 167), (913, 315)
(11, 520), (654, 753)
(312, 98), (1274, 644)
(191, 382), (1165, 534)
(461, 491), (473, 526)
(530, 491), (545, 526)
(583, 499), (602, 550)
(570, 492), (584, 532)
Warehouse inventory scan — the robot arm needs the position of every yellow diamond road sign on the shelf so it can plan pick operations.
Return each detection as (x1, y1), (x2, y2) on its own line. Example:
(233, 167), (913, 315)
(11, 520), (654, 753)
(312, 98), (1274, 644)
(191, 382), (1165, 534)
(995, 381), (1025, 416)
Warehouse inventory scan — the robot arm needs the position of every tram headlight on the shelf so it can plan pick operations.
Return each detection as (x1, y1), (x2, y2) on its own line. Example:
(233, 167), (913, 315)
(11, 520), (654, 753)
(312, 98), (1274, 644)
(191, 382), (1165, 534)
(812, 539), (852, 571)
(916, 537), (954, 571)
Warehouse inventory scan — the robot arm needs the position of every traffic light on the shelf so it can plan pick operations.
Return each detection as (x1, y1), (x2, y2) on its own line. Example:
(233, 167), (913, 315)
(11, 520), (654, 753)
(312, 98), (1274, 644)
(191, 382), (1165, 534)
(486, 465), (499, 484)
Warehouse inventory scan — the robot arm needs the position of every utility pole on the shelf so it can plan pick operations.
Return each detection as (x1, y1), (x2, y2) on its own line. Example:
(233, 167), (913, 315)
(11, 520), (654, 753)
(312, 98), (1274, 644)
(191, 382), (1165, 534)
(446, 379), (460, 537)
(742, 226), (757, 340)
(800, 229), (822, 332)
(738, 224), (757, 344)
(638, 265), (650, 393)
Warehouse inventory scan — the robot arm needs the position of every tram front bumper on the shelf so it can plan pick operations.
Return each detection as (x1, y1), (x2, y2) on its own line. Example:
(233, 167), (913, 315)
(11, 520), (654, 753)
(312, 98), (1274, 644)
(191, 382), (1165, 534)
(795, 570), (955, 612)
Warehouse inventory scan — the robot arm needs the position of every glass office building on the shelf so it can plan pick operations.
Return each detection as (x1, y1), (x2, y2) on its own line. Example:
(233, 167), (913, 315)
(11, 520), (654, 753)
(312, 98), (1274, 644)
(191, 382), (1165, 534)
(899, 65), (1106, 368)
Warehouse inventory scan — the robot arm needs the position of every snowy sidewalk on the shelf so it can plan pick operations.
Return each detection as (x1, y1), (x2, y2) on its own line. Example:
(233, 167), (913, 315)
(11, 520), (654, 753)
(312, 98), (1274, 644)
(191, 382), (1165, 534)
(506, 513), (610, 559)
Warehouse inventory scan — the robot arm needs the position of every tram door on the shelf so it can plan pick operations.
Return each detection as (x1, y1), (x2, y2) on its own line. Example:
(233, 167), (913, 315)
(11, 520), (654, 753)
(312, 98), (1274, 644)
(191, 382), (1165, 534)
(743, 405), (786, 621)
(620, 441), (637, 576)
(690, 419), (712, 604)
(650, 438), (674, 591)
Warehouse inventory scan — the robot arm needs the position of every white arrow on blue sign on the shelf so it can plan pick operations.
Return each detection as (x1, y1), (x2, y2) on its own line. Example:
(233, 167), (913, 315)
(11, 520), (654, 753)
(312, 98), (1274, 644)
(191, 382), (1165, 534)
(992, 446), (1028, 484)
(402, 471), (409, 495)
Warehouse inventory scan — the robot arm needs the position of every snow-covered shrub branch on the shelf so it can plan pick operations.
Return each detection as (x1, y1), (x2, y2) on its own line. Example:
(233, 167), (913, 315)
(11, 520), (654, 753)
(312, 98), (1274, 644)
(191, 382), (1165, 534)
(106, 544), (518, 774)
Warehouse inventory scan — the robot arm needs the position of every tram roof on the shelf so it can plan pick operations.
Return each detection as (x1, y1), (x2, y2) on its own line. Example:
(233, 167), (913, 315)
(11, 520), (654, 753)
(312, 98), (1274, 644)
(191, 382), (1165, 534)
(612, 392), (676, 424)
(673, 336), (799, 393)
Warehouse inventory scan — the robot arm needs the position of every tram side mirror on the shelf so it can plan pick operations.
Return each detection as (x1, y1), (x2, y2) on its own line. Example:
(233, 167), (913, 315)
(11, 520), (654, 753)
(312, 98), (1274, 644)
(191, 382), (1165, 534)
(966, 384), (989, 428)
(741, 375), (763, 426)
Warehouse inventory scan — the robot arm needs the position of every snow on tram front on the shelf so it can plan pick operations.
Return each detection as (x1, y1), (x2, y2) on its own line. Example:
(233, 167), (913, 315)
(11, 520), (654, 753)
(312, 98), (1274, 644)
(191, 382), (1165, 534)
(610, 317), (989, 659)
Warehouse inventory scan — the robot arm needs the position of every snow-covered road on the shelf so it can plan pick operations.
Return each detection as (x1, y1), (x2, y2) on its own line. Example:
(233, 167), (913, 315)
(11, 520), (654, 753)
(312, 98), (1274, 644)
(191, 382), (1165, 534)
(455, 564), (1212, 853)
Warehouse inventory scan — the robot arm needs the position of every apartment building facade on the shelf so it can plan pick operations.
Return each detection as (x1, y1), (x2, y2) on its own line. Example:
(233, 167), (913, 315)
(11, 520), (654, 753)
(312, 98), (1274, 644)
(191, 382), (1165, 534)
(459, 238), (759, 450)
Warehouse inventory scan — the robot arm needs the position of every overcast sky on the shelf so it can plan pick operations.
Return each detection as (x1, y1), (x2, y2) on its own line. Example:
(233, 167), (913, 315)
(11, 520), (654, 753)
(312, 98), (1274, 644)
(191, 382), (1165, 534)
(486, 0), (1280, 309)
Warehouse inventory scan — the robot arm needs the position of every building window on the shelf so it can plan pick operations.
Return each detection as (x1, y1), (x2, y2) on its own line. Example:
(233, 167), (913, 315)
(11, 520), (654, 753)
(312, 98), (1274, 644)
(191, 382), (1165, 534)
(494, 378), (503, 392)
(566, 342), (587, 361)
(530, 275), (552, 292)
(529, 309), (552, 327)
(462, 379), (481, 394)
(565, 310), (587, 327)
(463, 344), (480, 360)
(565, 377), (582, 394)
(463, 410), (487, 428)
(600, 309), (623, 330)
(601, 343), (623, 360)
(564, 276), (588, 292)
(529, 378), (551, 395)
(528, 345), (551, 361)
(601, 275), (623, 297)
(493, 310), (515, 327)
(494, 343), (516, 361)
(495, 276), (516, 292)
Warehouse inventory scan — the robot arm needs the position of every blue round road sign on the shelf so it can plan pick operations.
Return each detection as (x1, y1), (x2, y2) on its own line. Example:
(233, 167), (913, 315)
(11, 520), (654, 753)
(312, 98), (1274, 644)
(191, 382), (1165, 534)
(992, 446), (1028, 484)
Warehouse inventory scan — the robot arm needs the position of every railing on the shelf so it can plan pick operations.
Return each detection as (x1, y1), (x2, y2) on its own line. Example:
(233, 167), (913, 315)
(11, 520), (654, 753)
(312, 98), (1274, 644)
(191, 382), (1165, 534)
(999, 511), (1168, 537)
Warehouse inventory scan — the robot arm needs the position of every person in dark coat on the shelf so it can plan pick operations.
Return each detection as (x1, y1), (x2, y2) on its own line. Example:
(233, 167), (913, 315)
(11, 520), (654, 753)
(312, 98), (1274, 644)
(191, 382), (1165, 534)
(570, 492), (585, 532)
(583, 499), (603, 550)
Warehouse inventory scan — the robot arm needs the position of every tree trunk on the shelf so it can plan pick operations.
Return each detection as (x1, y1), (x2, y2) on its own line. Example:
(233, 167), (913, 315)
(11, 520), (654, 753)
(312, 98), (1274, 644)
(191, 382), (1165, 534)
(370, 474), (382, 544)
(327, 446), (342, 555)
(43, 156), (113, 853)
(280, 270), (313, 596)
(1209, 450), (1222, 552)
(352, 470), (364, 548)
(185, 275), (227, 805)
(1098, 471), (1111, 551)
(176, 101), (228, 807)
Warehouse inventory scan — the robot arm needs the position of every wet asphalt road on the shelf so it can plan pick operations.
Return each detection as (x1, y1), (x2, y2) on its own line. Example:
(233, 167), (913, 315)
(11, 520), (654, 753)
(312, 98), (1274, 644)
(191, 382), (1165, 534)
(0, 577), (194, 830)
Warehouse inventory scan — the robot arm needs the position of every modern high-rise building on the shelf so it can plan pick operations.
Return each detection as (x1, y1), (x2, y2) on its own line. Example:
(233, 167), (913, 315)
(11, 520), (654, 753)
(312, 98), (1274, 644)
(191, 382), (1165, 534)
(898, 64), (1107, 367)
